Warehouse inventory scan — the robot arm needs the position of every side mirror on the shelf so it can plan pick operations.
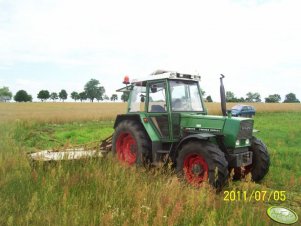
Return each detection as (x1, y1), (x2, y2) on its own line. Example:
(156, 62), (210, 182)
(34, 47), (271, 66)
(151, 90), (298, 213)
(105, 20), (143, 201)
(150, 85), (157, 93)
(140, 94), (145, 102)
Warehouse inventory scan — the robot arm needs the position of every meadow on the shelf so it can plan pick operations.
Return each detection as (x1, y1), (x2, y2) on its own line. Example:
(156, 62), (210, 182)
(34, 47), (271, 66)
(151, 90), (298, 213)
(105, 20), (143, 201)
(0, 103), (300, 225)
(1, 102), (301, 122)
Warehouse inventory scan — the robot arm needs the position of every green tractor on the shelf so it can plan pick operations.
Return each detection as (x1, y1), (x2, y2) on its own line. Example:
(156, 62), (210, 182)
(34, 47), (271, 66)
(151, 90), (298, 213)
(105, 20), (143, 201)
(112, 70), (270, 188)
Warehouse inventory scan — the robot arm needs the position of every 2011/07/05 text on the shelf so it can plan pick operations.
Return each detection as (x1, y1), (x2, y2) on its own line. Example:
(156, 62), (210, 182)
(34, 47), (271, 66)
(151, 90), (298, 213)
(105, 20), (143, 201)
(224, 190), (286, 202)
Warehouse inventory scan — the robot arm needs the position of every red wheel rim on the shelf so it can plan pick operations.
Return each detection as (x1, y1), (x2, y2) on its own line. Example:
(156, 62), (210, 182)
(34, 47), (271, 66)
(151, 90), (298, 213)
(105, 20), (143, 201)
(116, 132), (137, 165)
(183, 154), (209, 185)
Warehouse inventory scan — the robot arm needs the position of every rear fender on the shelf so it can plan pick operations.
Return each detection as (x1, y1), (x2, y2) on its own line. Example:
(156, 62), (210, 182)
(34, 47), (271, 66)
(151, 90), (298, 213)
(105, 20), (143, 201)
(114, 114), (160, 142)
(114, 114), (140, 128)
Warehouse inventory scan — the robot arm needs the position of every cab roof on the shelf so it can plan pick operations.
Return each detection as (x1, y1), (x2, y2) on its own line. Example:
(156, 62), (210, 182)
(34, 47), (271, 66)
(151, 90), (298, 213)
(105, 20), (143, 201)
(116, 70), (201, 92)
(131, 70), (201, 84)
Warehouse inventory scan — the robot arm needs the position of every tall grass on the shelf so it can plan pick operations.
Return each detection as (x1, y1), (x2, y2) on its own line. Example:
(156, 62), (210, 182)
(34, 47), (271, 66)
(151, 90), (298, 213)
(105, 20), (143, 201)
(0, 102), (126, 123)
(0, 105), (301, 225)
(210, 102), (301, 115)
(0, 133), (276, 225)
(1, 102), (300, 123)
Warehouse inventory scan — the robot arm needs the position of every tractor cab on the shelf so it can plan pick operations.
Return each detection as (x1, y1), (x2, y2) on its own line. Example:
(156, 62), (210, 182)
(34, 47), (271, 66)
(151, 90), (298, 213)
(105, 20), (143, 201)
(113, 70), (270, 189)
(119, 71), (206, 140)
(125, 71), (204, 112)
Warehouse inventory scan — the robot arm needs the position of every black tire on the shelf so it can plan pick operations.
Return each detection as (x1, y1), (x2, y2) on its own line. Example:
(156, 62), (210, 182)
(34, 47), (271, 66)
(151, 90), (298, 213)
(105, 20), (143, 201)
(231, 137), (270, 182)
(112, 120), (151, 166)
(176, 141), (228, 189)
(249, 138), (270, 181)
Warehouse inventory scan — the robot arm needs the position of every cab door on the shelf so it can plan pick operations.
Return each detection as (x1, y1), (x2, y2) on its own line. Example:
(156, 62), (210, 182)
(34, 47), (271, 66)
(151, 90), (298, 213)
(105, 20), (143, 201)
(146, 80), (171, 141)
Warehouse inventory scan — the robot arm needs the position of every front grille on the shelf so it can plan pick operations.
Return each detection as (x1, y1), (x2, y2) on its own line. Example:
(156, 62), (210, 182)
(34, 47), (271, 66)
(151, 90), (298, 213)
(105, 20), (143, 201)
(237, 120), (253, 139)
(228, 147), (249, 154)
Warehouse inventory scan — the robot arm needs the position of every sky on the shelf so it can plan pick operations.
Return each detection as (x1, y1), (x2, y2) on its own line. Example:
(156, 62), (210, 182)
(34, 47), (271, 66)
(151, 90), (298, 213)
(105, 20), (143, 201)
(0, 0), (301, 102)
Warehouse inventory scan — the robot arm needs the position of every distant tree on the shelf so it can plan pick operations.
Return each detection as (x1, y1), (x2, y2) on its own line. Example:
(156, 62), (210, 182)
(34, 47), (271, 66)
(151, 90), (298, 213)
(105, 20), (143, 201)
(71, 91), (79, 102)
(110, 94), (118, 102)
(237, 97), (245, 102)
(265, 94), (281, 103)
(95, 87), (105, 102)
(50, 92), (58, 102)
(28, 95), (33, 102)
(79, 92), (87, 102)
(225, 91), (244, 102)
(206, 95), (213, 102)
(103, 94), (109, 101)
(59, 89), (68, 102)
(14, 90), (32, 102)
(0, 86), (12, 102)
(226, 91), (236, 102)
(283, 93), (300, 103)
(84, 79), (105, 102)
(37, 90), (50, 102)
(246, 92), (261, 102)
(96, 95), (103, 102)
(121, 92), (129, 102)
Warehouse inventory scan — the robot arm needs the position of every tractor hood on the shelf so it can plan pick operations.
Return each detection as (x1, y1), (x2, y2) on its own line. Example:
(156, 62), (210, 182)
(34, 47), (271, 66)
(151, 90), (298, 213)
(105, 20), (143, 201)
(181, 114), (226, 133)
(180, 113), (254, 148)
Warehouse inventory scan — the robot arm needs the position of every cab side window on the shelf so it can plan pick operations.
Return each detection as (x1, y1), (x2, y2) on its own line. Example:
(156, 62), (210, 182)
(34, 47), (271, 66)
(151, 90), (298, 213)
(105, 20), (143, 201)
(148, 82), (167, 112)
(129, 85), (146, 112)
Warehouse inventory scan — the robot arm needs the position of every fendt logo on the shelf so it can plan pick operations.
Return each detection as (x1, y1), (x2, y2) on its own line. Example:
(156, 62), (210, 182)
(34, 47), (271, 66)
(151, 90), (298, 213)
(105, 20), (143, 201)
(241, 126), (252, 131)
(267, 206), (298, 225)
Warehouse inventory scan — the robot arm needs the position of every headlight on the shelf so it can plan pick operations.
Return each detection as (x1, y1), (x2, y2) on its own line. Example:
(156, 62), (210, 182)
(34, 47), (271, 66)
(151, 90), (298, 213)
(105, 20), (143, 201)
(245, 139), (250, 145)
(235, 140), (240, 146)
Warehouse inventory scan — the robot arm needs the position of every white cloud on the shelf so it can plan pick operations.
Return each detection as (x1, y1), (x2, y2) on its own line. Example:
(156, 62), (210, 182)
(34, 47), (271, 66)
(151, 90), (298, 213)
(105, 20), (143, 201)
(14, 78), (44, 93)
(0, 0), (301, 101)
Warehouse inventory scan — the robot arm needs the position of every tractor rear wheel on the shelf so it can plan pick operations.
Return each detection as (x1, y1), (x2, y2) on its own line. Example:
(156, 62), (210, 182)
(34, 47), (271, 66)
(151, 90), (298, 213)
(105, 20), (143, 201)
(231, 137), (270, 182)
(112, 120), (151, 166)
(176, 141), (228, 189)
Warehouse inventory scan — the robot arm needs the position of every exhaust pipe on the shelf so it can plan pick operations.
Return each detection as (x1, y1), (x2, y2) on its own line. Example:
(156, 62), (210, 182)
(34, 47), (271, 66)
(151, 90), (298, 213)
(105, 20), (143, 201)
(220, 74), (227, 116)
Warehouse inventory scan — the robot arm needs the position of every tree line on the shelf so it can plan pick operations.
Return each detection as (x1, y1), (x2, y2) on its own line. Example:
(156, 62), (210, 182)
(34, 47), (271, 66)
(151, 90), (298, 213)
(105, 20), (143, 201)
(0, 81), (300, 103)
(0, 79), (124, 103)
(223, 91), (300, 103)
(201, 91), (299, 103)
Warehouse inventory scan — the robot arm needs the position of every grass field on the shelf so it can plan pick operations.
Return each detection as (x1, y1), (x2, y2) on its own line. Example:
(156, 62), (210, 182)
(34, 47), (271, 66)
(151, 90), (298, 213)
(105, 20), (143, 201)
(0, 103), (300, 225)
(1, 102), (301, 122)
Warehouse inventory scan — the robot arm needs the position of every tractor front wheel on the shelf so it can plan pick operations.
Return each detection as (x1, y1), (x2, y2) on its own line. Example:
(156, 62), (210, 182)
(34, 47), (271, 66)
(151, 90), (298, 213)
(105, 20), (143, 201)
(112, 120), (151, 166)
(176, 141), (228, 189)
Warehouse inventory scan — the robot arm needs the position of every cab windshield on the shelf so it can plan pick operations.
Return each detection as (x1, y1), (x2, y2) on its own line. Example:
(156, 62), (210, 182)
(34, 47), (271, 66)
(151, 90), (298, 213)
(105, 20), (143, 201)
(169, 80), (204, 112)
